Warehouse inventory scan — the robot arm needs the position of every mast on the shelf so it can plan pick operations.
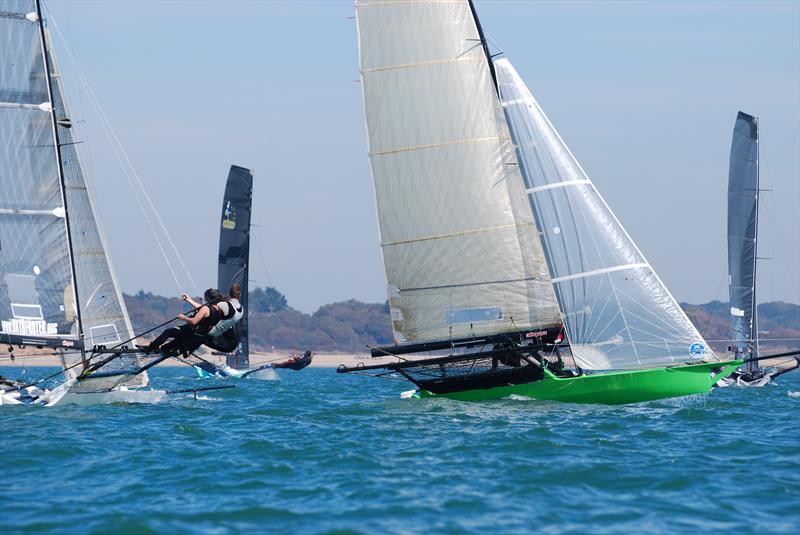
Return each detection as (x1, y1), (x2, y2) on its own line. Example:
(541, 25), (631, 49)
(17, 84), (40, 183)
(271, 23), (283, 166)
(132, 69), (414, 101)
(751, 116), (760, 370)
(34, 0), (84, 353)
(468, 0), (498, 94)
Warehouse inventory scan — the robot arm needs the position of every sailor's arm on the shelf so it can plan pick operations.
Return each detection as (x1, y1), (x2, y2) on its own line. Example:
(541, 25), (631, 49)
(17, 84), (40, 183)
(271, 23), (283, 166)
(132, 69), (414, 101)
(182, 294), (202, 309)
(178, 306), (208, 325)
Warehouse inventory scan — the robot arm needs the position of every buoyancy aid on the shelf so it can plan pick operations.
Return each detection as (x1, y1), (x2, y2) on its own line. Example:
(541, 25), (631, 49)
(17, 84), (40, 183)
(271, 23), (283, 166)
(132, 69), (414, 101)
(196, 304), (222, 335)
(207, 298), (243, 337)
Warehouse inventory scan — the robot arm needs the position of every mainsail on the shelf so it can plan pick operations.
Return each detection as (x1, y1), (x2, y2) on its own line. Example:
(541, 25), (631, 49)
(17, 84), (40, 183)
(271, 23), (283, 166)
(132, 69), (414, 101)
(727, 111), (759, 364)
(1, 0), (143, 384)
(494, 58), (713, 370)
(218, 165), (253, 369)
(356, 0), (560, 345)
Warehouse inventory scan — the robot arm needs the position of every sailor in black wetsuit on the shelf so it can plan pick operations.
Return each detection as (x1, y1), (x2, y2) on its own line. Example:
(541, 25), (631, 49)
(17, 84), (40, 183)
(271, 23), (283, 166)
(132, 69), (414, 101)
(145, 289), (224, 356)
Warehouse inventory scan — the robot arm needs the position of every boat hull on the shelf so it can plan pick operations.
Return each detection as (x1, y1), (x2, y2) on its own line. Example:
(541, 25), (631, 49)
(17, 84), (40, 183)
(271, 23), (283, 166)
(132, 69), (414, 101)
(417, 360), (742, 404)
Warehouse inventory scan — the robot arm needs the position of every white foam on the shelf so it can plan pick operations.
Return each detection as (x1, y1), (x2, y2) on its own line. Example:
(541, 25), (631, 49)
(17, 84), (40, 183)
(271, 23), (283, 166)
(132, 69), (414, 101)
(788, 391), (800, 398)
(504, 394), (534, 402)
(247, 368), (278, 381)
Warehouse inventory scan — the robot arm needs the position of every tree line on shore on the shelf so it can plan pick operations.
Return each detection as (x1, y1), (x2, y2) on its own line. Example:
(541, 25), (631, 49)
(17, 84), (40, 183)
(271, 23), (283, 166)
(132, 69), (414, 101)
(125, 288), (800, 354)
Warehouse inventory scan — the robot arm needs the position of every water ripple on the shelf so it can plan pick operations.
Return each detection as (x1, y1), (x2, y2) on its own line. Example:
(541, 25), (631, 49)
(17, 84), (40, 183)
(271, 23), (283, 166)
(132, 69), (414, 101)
(1, 367), (798, 534)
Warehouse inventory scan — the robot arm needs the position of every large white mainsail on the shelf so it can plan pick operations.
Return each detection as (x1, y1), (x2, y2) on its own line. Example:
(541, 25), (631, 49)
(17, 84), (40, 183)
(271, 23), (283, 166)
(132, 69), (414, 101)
(356, 0), (560, 344)
(495, 57), (713, 370)
(1, 0), (144, 385)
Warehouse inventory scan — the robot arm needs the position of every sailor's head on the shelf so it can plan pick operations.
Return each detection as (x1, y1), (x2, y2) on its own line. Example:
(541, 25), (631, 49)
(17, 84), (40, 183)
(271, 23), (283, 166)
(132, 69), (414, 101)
(304, 350), (312, 357)
(204, 288), (224, 303)
(229, 283), (241, 300)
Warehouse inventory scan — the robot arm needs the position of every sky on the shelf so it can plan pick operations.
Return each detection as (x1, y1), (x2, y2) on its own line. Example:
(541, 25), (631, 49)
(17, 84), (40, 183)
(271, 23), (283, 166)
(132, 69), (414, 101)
(44, 0), (799, 313)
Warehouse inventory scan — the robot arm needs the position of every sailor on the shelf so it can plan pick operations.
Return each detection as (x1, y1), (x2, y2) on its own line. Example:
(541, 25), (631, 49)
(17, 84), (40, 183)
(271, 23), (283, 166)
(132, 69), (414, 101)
(144, 289), (224, 356)
(207, 284), (244, 339)
(204, 284), (245, 352)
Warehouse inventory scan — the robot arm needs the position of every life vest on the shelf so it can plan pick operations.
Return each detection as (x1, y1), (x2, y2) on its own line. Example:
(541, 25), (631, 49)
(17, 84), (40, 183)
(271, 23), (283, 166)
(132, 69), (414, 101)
(196, 304), (222, 335)
(207, 298), (243, 337)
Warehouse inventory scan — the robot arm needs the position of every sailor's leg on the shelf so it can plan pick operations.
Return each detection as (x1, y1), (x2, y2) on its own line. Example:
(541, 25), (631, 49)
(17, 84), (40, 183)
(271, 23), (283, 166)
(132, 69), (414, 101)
(150, 327), (182, 349)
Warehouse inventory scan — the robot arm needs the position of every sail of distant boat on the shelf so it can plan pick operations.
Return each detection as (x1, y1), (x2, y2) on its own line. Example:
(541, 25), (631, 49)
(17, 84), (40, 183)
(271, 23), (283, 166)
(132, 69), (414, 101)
(718, 112), (800, 387)
(216, 165), (253, 370)
(338, 0), (740, 403)
(727, 112), (760, 367)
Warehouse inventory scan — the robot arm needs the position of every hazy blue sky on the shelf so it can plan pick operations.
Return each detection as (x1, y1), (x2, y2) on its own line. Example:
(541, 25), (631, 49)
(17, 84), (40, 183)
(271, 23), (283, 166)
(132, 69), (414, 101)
(45, 0), (799, 312)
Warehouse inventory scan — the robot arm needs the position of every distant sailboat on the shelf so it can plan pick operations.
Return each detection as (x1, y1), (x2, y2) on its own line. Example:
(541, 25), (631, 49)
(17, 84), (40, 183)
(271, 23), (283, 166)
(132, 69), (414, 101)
(217, 165), (253, 370)
(718, 112), (799, 387)
(337, 0), (741, 403)
(191, 165), (254, 379)
(0, 0), (204, 404)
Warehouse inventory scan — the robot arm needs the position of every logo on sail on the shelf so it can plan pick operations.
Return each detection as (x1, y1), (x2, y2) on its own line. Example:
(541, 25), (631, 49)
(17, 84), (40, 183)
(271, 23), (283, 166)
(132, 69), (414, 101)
(222, 200), (236, 230)
(689, 343), (705, 357)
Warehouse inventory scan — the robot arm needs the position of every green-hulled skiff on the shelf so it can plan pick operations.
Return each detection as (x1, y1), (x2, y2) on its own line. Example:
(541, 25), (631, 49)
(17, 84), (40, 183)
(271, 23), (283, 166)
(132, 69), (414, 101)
(415, 361), (742, 404)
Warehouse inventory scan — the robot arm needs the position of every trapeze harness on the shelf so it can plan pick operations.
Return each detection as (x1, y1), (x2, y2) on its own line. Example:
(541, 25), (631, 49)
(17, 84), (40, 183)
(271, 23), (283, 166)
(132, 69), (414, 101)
(204, 298), (244, 352)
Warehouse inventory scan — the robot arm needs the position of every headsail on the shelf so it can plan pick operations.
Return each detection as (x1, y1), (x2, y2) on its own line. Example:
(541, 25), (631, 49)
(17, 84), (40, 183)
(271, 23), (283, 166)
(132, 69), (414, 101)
(727, 112), (759, 364)
(1, 1), (143, 384)
(356, 0), (560, 345)
(218, 165), (253, 369)
(495, 58), (713, 370)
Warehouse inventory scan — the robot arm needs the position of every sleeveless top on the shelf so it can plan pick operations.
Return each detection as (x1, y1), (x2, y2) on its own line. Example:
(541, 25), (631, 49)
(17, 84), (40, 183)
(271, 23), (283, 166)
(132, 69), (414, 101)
(195, 304), (222, 335)
(207, 298), (244, 337)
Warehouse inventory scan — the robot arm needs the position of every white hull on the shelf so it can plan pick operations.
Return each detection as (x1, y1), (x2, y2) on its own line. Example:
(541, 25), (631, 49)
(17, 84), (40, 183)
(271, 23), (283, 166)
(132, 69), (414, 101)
(1, 381), (166, 407)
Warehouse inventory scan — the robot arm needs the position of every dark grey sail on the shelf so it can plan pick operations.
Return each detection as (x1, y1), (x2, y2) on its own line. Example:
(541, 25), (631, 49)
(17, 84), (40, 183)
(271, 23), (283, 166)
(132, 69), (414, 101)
(727, 111), (759, 367)
(217, 165), (253, 369)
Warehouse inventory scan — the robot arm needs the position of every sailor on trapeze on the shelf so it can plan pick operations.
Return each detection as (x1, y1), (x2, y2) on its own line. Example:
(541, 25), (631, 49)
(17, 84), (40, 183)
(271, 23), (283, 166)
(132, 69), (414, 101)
(142, 285), (243, 356)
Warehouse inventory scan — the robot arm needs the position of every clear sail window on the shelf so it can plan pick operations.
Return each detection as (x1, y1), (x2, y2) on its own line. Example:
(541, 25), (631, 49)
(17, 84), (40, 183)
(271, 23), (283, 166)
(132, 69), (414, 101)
(445, 307), (503, 325)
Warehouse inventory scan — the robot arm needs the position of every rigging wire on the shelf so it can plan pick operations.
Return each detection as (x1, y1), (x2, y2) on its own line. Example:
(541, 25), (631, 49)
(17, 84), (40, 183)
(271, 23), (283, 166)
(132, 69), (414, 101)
(250, 227), (274, 288)
(46, 12), (198, 296)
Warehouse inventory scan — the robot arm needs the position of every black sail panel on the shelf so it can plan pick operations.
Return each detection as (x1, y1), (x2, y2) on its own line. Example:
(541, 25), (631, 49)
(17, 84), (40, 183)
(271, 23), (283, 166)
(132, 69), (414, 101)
(217, 165), (253, 369)
(727, 111), (759, 363)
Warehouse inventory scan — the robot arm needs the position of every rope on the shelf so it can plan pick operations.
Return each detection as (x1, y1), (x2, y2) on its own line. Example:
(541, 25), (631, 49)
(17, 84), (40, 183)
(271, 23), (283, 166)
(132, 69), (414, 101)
(2, 305), (203, 393)
(46, 14), (198, 295)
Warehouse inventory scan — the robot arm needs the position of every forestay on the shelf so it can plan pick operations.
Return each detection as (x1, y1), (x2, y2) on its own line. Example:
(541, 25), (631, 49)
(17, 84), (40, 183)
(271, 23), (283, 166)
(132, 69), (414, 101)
(727, 111), (759, 360)
(1, 1), (144, 385)
(356, 0), (559, 344)
(495, 58), (712, 370)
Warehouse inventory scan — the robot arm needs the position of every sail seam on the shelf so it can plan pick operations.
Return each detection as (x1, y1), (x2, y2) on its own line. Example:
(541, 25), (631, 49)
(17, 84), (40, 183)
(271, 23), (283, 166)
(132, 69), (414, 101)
(362, 56), (480, 75)
(382, 222), (534, 247)
(526, 179), (590, 194)
(370, 136), (504, 157)
(551, 263), (650, 284)
(401, 276), (546, 293)
(357, 0), (464, 8)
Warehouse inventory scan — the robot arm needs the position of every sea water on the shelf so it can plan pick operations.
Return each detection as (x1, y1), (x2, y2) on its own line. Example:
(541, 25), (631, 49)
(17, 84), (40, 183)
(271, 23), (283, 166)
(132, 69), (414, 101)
(1, 367), (798, 534)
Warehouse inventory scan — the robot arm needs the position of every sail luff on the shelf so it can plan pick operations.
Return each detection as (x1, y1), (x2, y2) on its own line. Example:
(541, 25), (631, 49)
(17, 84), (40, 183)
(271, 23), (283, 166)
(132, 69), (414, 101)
(35, 0), (84, 348)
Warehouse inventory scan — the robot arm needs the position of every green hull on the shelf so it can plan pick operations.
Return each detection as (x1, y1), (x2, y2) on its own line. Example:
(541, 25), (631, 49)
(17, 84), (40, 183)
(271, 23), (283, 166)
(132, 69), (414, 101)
(417, 360), (742, 405)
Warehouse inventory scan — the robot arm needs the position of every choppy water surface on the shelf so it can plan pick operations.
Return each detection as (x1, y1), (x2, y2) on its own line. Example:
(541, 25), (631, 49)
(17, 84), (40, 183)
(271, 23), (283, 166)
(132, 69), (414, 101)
(2, 367), (798, 534)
